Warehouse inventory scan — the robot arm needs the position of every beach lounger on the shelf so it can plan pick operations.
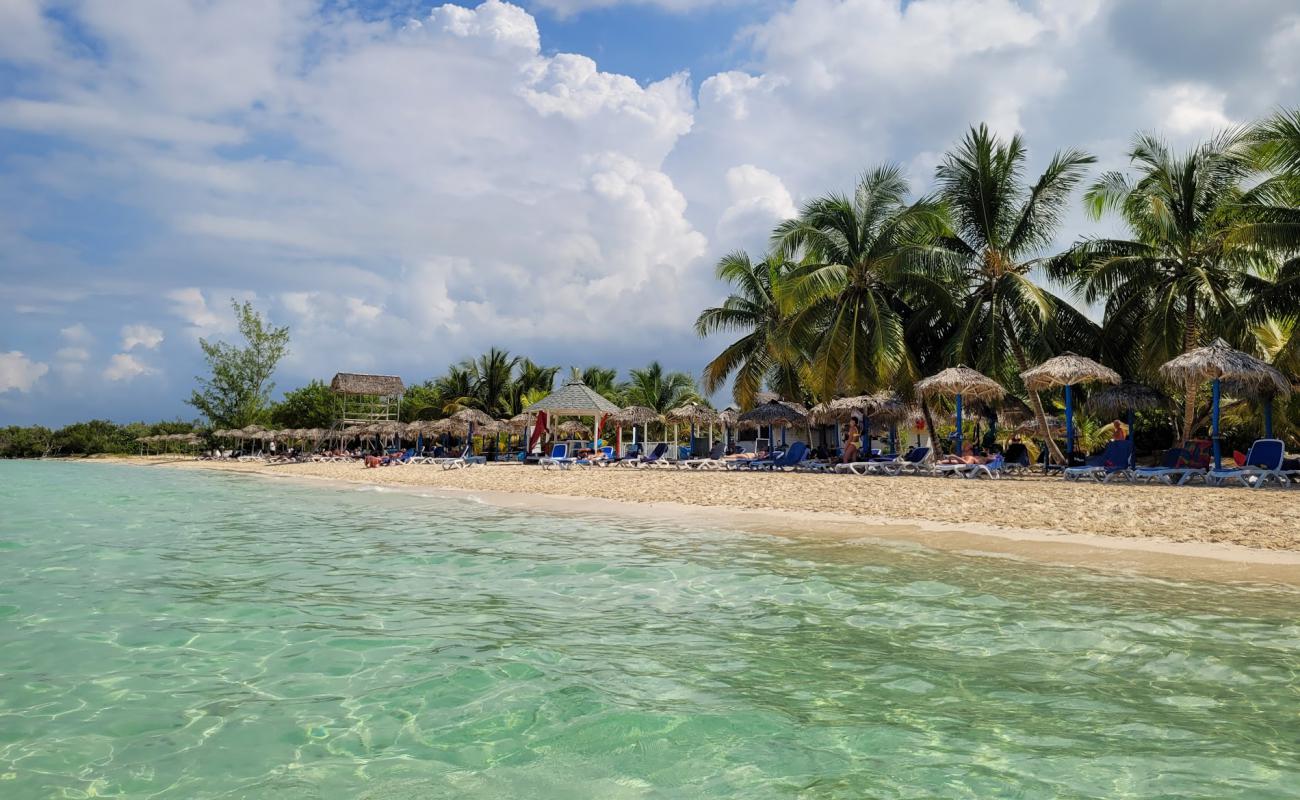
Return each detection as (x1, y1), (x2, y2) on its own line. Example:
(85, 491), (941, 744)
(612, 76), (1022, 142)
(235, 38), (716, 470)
(882, 447), (932, 476)
(746, 442), (808, 471)
(1130, 447), (1187, 484)
(1147, 439), (1213, 485)
(1064, 440), (1133, 483)
(539, 443), (575, 471)
(834, 452), (899, 475)
(619, 442), (668, 468)
(681, 442), (727, 470)
(575, 446), (616, 468)
(1206, 439), (1288, 488)
(965, 453), (1006, 479)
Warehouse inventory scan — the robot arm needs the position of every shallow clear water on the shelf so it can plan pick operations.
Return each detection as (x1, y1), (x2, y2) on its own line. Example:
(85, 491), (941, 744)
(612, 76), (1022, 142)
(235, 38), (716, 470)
(1, 462), (1297, 799)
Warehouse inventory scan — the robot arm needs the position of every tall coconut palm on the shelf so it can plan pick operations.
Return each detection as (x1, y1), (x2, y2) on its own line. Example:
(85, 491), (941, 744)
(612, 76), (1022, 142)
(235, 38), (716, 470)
(695, 251), (806, 408)
(624, 361), (700, 414)
(936, 124), (1098, 462)
(464, 347), (520, 416)
(1051, 130), (1265, 442)
(579, 366), (622, 403)
(511, 358), (559, 414)
(774, 165), (956, 400)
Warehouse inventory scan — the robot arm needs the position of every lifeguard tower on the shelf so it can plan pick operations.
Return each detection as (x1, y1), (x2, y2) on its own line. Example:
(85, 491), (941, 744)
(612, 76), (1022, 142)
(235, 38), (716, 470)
(330, 372), (405, 428)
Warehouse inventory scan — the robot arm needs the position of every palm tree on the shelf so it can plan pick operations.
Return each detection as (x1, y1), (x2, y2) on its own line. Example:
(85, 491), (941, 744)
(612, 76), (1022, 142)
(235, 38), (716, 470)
(579, 366), (622, 403)
(695, 251), (806, 408)
(1051, 130), (1265, 442)
(937, 124), (1097, 462)
(433, 364), (476, 415)
(774, 165), (955, 400)
(623, 361), (700, 414)
(464, 347), (519, 416)
(511, 358), (559, 414)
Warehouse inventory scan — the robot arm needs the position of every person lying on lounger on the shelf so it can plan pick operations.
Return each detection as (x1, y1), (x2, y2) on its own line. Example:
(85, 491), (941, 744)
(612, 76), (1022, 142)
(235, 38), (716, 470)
(724, 448), (770, 462)
(937, 444), (986, 465)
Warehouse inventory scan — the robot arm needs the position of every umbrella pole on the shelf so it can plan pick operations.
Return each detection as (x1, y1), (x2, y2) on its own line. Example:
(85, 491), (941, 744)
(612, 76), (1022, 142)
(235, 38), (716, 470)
(1064, 384), (1074, 460)
(1127, 408), (1136, 468)
(1211, 378), (1222, 469)
(955, 394), (964, 454)
(889, 423), (897, 456)
(1263, 398), (1274, 439)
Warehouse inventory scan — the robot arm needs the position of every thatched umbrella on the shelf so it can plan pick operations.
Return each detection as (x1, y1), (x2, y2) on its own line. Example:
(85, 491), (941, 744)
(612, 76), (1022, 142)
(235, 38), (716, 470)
(667, 403), (719, 453)
(1021, 353), (1120, 459)
(1087, 382), (1166, 467)
(556, 420), (591, 437)
(738, 399), (809, 447)
(1160, 338), (1293, 466)
(916, 365), (1005, 454)
(608, 405), (662, 452)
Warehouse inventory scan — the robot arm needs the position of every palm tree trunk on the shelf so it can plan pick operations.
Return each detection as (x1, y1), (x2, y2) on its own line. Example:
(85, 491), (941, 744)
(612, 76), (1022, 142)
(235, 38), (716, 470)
(1006, 327), (1067, 466)
(920, 397), (942, 456)
(1179, 292), (1200, 444)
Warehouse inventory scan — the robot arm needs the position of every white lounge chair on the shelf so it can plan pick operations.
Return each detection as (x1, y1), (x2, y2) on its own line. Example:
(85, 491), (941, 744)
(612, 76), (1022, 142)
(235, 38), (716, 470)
(1206, 439), (1288, 488)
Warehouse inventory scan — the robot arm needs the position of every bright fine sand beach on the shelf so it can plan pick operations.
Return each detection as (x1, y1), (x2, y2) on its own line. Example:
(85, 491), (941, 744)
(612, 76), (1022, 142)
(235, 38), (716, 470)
(98, 456), (1300, 576)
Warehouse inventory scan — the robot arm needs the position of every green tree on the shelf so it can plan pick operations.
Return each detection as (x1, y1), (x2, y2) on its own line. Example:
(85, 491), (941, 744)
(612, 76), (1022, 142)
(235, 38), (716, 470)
(695, 251), (805, 408)
(0, 425), (54, 458)
(623, 361), (700, 414)
(270, 380), (335, 428)
(511, 358), (559, 414)
(937, 124), (1098, 462)
(1053, 130), (1263, 442)
(774, 165), (955, 400)
(186, 300), (290, 428)
(579, 366), (622, 403)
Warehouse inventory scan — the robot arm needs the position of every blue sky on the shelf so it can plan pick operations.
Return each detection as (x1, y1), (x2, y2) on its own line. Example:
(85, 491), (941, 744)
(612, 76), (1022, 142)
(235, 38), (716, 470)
(1, 0), (1298, 426)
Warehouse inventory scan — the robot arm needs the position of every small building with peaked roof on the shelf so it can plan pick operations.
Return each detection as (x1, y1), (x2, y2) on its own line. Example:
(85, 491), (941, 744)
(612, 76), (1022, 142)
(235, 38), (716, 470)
(330, 372), (405, 426)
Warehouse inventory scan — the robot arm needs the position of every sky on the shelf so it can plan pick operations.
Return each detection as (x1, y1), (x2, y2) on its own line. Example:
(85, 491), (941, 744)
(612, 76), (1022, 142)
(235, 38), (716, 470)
(1, 0), (1298, 426)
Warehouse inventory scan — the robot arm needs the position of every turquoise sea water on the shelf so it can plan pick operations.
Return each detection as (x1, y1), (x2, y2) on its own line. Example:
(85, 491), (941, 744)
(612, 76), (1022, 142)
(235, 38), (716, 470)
(1, 462), (1297, 799)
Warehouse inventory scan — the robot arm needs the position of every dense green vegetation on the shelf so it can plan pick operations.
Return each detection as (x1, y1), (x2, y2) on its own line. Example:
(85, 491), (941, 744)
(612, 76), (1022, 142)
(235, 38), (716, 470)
(699, 112), (1300, 451)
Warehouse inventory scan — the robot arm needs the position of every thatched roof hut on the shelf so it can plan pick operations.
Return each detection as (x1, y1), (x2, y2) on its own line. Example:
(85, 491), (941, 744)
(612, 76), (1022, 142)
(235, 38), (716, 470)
(330, 373), (405, 397)
(915, 365), (1005, 401)
(1087, 382), (1166, 417)
(738, 399), (809, 427)
(429, 418), (458, 435)
(667, 402), (719, 424)
(1159, 339), (1292, 396)
(1021, 353), (1121, 391)
(525, 379), (621, 416)
(608, 405), (662, 426)
(555, 420), (592, 436)
(451, 408), (494, 426)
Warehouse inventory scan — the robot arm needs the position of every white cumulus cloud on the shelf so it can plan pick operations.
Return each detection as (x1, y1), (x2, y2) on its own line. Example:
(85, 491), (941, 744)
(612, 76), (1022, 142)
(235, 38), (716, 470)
(102, 353), (156, 382)
(0, 351), (49, 393)
(121, 324), (165, 351)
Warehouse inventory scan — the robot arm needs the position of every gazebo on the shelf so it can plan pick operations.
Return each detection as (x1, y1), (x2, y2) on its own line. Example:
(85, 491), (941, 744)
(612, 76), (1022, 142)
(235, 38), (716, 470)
(330, 373), (405, 427)
(524, 378), (622, 454)
(915, 365), (1006, 455)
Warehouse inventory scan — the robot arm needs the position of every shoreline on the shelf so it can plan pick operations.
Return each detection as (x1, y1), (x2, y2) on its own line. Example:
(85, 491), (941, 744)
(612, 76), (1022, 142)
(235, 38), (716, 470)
(75, 456), (1300, 585)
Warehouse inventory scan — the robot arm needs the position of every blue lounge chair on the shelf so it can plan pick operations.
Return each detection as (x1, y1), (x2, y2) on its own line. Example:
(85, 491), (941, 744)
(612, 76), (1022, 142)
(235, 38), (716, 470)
(539, 443), (575, 470)
(621, 442), (669, 468)
(750, 441), (808, 471)
(681, 442), (727, 470)
(1131, 447), (1188, 484)
(965, 453), (1006, 479)
(1207, 439), (1288, 488)
(1064, 440), (1133, 483)
(882, 447), (932, 476)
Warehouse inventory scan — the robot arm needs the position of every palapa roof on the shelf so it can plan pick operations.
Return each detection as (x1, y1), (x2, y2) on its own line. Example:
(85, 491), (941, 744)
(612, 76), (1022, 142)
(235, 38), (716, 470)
(1087, 382), (1166, 417)
(608, 405), (662, 425)
(330, 372), (405, 397)
(451, 408), (495, 426)
(525, 378), (621, 416)
(555, 420), (592, 436)
(1021, 352), (1121, 391)
(915, 365), (1006, 402)
(717, 408), (739, 426)
(667, 402), (719, 424)
(1159, 339), (1292, 397)
(738, 399), (809, 427)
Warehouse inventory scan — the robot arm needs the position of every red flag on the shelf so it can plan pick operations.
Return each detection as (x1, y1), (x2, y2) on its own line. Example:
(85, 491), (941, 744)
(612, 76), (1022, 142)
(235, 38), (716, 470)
(528, 411), (548, 453)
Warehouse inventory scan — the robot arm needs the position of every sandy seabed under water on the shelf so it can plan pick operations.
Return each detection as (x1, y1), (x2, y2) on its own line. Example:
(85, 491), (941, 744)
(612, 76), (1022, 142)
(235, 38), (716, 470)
(85, 455), (1300, 585)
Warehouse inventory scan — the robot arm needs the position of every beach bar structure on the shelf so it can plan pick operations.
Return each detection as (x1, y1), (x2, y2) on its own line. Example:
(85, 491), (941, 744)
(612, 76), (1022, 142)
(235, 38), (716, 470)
(330, 373), (405, 427)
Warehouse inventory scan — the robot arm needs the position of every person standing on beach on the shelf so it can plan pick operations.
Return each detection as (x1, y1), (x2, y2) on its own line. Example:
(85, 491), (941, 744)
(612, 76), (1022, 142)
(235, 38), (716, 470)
(841, 419), (861, 464)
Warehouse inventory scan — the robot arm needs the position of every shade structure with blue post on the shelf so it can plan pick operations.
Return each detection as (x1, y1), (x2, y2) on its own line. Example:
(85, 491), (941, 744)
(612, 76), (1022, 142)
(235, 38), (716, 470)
(954, 393), (964, 454)
(737, 399), (810, 453)
(1263, 399), (1274, 438)
(916, 366), (1006, 456)
(1021, 353), (1121, 467)
(1160, 339), (1292, 468)
(1088, 382), (1166, 469)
